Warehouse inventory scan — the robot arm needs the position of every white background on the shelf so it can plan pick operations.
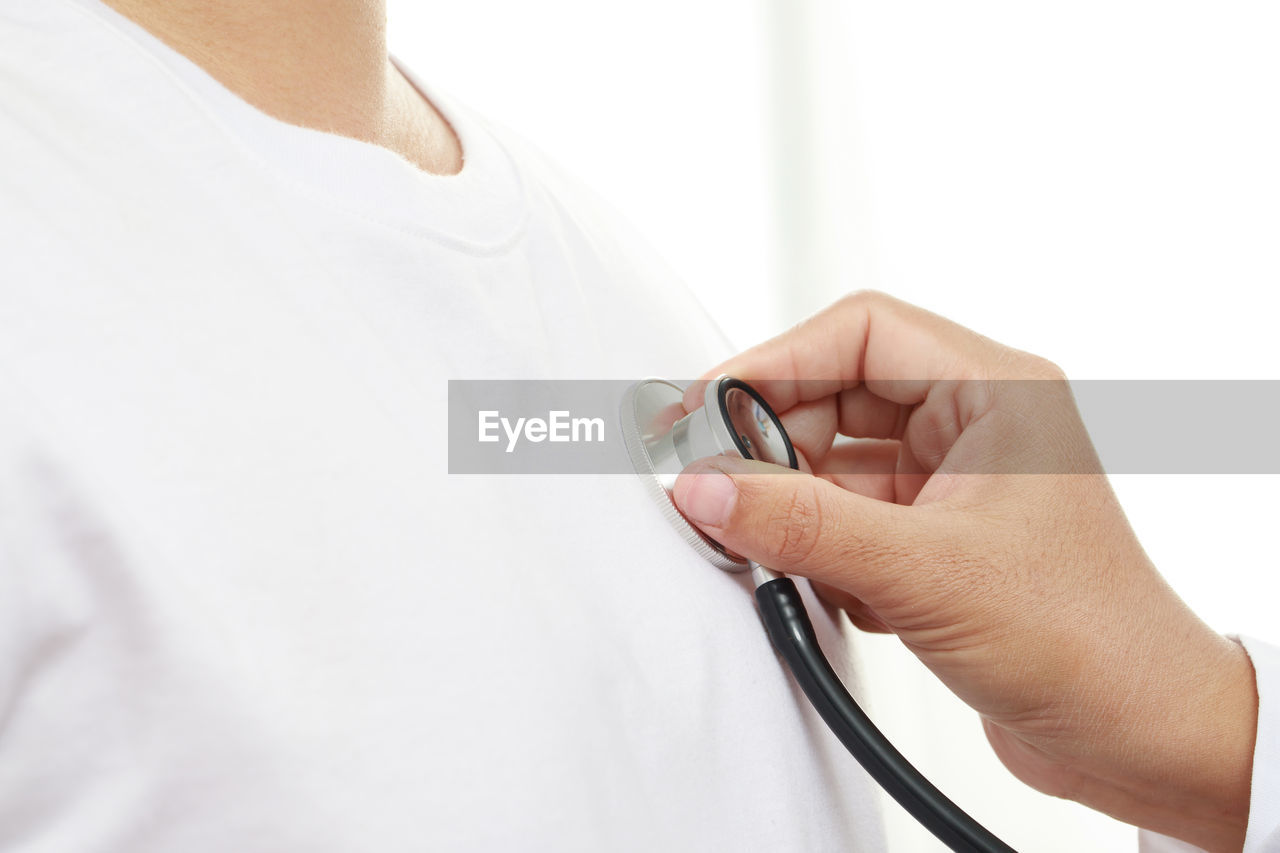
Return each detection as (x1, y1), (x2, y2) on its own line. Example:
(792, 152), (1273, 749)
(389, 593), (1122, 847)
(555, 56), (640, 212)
(389, 2), (1280, 850)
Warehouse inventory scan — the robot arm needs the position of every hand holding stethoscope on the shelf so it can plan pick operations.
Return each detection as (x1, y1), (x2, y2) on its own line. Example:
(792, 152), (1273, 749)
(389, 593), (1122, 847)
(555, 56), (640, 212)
(669, 292), (1256, 853)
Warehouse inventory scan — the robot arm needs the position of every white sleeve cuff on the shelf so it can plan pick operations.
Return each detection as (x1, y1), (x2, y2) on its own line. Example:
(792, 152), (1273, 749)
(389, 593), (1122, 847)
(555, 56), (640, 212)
(1239, 635), (1280, 853)
(1137, 635), (1279, 853)
(1137, 829), (1211, 852)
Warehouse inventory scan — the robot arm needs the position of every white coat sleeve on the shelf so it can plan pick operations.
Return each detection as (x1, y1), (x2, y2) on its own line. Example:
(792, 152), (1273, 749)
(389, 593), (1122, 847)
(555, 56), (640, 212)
(1138, 635), (1280, 853)
(1240, 635), (1280, 853)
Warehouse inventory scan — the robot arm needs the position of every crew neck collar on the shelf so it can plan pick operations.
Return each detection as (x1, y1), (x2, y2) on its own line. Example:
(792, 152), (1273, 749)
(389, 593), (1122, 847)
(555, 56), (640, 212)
(65, 0), (530, 252)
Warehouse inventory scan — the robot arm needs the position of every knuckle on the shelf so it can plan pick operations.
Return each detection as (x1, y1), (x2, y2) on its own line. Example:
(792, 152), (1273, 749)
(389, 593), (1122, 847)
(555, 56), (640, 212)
(838, 288), (892, 312)
(1027, 354), (1067, 381)
(1000, 349), (1067, 381)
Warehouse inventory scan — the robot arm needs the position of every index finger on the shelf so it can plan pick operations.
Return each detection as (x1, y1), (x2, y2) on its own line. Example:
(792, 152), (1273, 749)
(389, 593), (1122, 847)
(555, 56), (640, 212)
(682, 290), (1002, 414)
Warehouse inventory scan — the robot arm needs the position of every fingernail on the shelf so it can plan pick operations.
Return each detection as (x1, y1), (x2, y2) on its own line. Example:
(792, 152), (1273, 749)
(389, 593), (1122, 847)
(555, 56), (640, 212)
(674, 464), (739, 528)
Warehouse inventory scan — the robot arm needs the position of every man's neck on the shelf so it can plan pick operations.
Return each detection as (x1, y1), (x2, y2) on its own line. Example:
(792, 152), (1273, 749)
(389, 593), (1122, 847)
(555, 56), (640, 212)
(101, 0), (463, 175)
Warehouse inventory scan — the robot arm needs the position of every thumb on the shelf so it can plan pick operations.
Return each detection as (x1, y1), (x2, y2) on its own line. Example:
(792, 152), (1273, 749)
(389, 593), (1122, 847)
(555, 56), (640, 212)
(672, 456), (936, 603)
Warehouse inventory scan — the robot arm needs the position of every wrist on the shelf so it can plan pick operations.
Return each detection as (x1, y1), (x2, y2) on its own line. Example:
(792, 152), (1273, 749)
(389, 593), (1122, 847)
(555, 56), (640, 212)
(1079, 631), (1257, 851)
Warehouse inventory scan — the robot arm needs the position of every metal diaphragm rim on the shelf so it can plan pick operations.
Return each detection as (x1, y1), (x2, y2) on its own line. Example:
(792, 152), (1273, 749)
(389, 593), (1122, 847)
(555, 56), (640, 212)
(620, 378), (748, 573)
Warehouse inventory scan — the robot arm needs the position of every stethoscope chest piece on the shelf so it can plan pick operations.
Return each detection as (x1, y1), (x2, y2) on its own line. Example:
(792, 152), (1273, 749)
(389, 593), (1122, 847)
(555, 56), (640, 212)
(620, 375), (797, 573)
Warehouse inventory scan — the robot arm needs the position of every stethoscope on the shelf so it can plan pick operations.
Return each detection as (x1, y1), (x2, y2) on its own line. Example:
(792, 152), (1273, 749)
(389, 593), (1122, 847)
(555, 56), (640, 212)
(621, 376), (1016, 853)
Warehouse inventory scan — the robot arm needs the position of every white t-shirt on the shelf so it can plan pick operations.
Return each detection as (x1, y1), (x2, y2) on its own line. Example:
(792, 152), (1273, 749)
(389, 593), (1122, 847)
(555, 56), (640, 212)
(0, 1), (885, 850)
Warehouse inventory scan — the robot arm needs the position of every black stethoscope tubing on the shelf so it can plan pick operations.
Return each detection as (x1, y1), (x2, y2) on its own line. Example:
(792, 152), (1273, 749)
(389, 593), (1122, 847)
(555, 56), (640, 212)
(754, 575), (1016, 853)
(723, 380), (1016, 853)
